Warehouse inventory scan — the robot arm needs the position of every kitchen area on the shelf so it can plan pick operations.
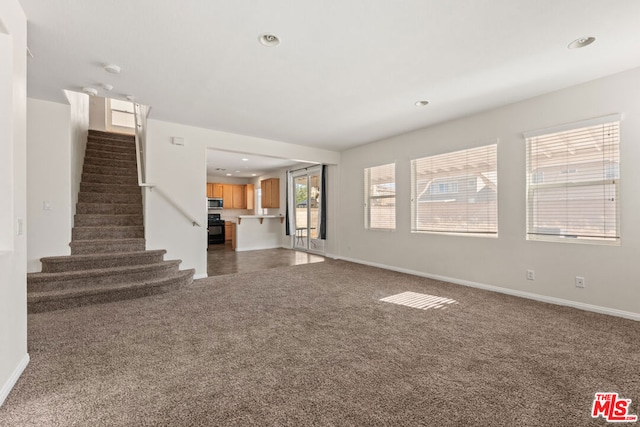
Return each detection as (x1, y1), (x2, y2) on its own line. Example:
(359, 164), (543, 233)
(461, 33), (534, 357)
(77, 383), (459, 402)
(206, 178), (284, 252)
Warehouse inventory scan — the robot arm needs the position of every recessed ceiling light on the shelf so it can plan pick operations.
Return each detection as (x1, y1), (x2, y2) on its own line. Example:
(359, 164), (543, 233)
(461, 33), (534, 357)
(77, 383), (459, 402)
(568, 36), (596, 49)
(226, 173), (232, 176)
(414, 100), (429, 107)
(82, 87), (98, 96)
(104, 64), (121, 74)
(251, 173), (257, 177)
(242, 158), (249, 161)
(235, 170), (240, 173)
(259, 33), (280, 47)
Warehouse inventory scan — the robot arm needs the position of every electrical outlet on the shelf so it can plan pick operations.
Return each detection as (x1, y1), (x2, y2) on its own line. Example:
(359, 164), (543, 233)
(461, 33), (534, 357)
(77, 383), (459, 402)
(575, 276), (585, 288)
(526, 270), (535, 280)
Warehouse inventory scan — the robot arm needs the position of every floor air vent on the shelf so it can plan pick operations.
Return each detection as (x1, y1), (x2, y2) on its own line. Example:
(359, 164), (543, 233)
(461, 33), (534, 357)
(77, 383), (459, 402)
(380, 291), (457, 310)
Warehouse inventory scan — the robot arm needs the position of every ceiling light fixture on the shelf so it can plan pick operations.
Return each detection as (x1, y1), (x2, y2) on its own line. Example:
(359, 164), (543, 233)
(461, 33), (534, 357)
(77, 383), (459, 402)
(82, 87), (98, 96)
(104, 64), (121, 74)
(251, 173), (257, 177)
(101, 83), (113, 91)
(242, 158), (249, 161)
(414, 100), (429, 107)
(226, 173), (232, 176)
(126, 95), (135, 101)
(259, 33), (280, 47)
(568, 36), (596, 49)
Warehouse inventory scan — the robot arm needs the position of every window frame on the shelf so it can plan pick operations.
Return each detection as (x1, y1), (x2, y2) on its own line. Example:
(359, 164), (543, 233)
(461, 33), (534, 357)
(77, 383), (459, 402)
(524, 114), (621, 245)
(410, 142), (498, 237)
(364, 162), (396, 231)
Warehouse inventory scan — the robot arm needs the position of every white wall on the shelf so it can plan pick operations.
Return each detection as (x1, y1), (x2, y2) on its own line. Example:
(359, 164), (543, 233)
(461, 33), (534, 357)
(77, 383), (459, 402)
(88, 95), (106, 131)
(206, 175), (250, 185)
(145, 119), (340, 278)
(338, 67), (640, 319)
(0, 0), (29, 407)
(26, 99), (73, 272)
(66, 90), (89, 217)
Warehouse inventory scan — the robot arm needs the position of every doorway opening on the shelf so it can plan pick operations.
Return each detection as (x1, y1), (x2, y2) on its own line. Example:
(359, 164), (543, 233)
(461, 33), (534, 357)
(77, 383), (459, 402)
(291, 166), (325, 254)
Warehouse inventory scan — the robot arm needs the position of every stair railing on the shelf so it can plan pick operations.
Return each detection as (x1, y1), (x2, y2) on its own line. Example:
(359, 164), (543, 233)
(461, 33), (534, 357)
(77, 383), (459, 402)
(133, 103), (201, 227)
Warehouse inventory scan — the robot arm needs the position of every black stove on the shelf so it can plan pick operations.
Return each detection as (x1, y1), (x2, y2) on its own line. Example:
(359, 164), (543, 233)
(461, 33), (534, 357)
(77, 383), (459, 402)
(208, 213), (225, 245)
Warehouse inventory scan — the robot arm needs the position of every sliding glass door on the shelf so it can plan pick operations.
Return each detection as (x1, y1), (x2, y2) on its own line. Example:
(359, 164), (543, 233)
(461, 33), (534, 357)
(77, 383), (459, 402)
(292, 167), (324, 253)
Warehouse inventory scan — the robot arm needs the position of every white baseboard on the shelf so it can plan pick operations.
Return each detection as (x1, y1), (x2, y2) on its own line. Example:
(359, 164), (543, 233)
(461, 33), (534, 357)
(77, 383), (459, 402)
(334, 255), (640, 322)
(193, 273), (207, 280)
(0, 353), (30, 407)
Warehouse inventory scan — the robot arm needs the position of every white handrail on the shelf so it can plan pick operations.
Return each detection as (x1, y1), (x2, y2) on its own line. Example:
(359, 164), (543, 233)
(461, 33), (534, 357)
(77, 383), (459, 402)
(133, 103), (201, 227)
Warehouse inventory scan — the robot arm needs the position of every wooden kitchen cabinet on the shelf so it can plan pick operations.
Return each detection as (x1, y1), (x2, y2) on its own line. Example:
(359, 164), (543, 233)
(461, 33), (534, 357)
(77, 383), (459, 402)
(245, 184), (254, 210)
(224, 221), (233, 242)
(222, 184), (233, 209)
(212, 184), (223, 198)
(232, 185), (245, 209)
(261, 178), (280, 208)
(207, 183), (224, 198)
(231, 223), (236, 250)
(209, 182), (254, 209)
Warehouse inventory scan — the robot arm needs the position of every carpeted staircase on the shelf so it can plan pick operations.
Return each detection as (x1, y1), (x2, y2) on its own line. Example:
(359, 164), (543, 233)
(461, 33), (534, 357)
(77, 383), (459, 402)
(27, 130), (194, 313)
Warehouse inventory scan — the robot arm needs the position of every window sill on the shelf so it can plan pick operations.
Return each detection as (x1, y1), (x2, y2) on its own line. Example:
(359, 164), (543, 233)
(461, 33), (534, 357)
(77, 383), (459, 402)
(527, 236), (620, 246)
(411, 230), (498, 239)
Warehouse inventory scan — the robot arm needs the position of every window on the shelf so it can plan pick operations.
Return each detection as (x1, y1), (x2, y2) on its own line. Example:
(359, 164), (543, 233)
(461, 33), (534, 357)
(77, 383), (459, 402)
(411, 143), (498, 235)
(364, 163), (395, 230)
(109, 99), (135, 129)
(525, 114), (620, 243)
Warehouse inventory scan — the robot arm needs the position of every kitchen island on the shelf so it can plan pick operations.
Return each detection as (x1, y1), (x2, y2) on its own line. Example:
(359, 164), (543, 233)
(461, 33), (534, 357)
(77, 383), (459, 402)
(234, 215), (285, 251)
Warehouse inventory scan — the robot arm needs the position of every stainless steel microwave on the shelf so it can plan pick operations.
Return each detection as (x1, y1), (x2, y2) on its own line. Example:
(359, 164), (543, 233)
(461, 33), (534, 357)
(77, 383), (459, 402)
(207, 198), (223, 209)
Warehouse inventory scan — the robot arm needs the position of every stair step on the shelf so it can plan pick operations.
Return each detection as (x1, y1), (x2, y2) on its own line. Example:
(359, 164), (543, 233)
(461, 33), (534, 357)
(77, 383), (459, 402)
(83, 156), (137, 169)
(86, 141), (136, 155)
(70, 238), (146, 254)
(28, 260), (181, 293)
(85, 148), (136, 161)
(78, 192), (142, 204)
(80, 182), (141, 194)
(76, 203), (142, 215)
(86, 136), (136, 150)
(40, 250), (167, 273)
(81, 173), (138, 185)
(27, 268), (194, 313)
(82, 164), (137, 177)
(72, 225), (144, 240)
(74, 214), (143, 227)
(88, 130), (135, 142)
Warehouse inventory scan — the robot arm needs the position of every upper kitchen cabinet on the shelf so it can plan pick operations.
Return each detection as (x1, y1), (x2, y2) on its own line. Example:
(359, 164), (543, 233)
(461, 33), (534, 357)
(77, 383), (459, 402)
(245, 184), (254, 210)
(222, 184), (234, 209)
(261, 178), (280, 208)
(212, 184), (223, 198)
(206, 183), (224, 198)
(232, 185), (245, 209)
(208, 182), (254, 209)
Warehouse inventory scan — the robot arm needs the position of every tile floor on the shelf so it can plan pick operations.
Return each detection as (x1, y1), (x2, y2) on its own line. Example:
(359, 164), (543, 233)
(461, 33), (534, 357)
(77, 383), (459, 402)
(206, 242), (325, 277)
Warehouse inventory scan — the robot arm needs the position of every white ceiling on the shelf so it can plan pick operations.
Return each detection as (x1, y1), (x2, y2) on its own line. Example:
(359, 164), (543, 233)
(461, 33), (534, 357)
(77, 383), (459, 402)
(19, 0), (640, 152)
(206, 149), (303, 178)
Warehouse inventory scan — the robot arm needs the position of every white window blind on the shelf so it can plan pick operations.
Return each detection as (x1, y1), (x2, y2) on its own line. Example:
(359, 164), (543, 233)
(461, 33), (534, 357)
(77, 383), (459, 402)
(411, 144), (497, 235)
(364, 163), (395, 230)
(525, 115), (620, 243)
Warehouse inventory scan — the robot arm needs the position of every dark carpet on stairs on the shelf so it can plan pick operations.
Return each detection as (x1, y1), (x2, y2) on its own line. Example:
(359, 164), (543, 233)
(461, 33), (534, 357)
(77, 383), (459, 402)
(2, 260), (639, 426)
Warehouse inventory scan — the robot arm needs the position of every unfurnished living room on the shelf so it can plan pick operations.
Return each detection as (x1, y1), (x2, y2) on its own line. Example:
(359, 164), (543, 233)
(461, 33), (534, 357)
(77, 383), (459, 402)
(1, 1), (639, 426)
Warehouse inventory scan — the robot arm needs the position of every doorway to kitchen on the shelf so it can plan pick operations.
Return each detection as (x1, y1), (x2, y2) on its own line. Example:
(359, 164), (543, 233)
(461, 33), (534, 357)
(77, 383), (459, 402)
(291, 166), (325, 253)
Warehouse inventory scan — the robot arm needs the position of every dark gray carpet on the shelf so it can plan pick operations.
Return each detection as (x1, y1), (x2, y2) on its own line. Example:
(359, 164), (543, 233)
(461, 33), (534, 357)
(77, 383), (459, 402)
(2, 260), (639, 426)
